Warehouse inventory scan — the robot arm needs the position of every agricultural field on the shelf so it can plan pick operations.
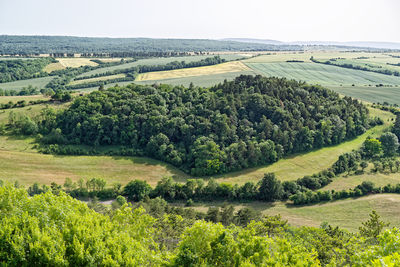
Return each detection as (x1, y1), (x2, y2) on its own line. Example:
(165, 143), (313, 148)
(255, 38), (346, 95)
(245, 62), (400, 86)
(76, 54), (246, 78)
(329, 85), (400, 105)
(69, 73), (126, 86)
(136, 61), (250, 81)
(0, 76), (55, 91)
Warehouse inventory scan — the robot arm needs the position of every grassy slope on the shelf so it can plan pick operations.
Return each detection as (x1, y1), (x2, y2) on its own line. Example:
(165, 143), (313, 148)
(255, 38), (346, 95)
(191, 194), (400, 232)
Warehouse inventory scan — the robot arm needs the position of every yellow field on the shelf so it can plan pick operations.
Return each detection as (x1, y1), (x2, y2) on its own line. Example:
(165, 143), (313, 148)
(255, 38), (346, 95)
(136, 61), (250, 81)
(43, 62), (65, 72)
(69, 74), (126, 86)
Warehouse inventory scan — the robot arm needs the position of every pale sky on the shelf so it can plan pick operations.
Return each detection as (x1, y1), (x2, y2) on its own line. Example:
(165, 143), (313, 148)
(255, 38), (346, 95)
(0, 0), (399, 42)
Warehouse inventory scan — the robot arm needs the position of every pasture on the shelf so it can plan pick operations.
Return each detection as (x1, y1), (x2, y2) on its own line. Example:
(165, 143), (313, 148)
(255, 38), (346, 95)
(136, 61), (250, 81)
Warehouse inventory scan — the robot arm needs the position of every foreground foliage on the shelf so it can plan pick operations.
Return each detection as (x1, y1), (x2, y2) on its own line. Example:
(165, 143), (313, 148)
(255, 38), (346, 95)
(2, 185), (400, 266)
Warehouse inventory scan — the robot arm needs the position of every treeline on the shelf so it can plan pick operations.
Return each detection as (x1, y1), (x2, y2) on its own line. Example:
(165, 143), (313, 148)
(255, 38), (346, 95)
(0, 35), (303, 54)
(311, 57), (400, 76)
(0, 99), (49, 110)
(66, 76), (135, 90)
(35, 75), (370, 176)
(0, 58), (55, 83)
(75, 56), (226, 80)
(291, 181), (400, 205)
(1, 184), (400, 265)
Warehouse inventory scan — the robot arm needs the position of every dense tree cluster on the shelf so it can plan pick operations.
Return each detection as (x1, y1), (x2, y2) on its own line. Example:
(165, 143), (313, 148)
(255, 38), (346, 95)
(39, 75), (370, 175)
(0, 58), (55, 83)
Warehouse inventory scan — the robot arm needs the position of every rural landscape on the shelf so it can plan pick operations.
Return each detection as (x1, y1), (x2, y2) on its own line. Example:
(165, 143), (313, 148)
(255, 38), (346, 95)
(1, 0), (400, 265)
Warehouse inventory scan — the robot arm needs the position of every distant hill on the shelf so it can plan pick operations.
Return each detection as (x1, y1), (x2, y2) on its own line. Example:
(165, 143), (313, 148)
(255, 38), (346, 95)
(289, 41), (400, 50)
(221, 38), (283, 45)
(222, 38), (400, 50)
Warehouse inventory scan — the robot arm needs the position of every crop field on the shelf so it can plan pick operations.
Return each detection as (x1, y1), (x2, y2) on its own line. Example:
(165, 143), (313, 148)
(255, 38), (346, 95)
(136, 61), (250, 81)
(246, 62), (400, 86)
(0, 76), (55, 91)
(76, 54), (246, 78)
(329, 85), (400, 104)
(55, 58), (99, 68)
(69, 73), (126, 85)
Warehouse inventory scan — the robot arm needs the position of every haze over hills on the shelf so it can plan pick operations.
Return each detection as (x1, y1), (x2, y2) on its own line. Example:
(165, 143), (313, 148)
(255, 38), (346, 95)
(223, 38), (400, 50)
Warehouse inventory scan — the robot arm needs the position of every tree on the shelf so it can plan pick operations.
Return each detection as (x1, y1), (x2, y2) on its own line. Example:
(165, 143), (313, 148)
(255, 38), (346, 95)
(123, 180), (152, 201)
(359, 210), (390, 239)
(379, 132), (399, 157)
(393, 114), (400, 140)
(363, 138), (382, 157)
(360, 161), (368, 172)
(258, 173), (283, 201)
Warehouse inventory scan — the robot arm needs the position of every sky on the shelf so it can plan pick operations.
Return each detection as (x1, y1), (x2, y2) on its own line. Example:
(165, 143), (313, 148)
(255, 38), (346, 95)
(0, 0), (399, 42)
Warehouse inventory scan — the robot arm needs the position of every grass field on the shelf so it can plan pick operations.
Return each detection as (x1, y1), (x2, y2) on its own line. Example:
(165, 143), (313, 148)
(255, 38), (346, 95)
(136, 61), (250, 81)
(77, 54), (246, 78)
(191, 194), (400, 231)
(324, 170), (400, 191)
(69, 74), (126, 85)
(0, 76), (55, 91)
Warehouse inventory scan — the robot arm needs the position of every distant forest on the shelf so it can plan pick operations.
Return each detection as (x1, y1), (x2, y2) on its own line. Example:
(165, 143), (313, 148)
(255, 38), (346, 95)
(0, 35), (303, 55)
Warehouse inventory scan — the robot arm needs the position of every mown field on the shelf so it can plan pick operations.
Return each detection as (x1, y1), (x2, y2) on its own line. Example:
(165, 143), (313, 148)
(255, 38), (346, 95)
(329, 85), (400, 105)
(0, 76), (55, 91)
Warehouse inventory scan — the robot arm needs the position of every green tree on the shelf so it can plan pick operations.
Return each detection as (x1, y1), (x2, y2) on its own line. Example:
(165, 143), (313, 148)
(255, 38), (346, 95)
(258, 173), (283, 201)
(379, 132), (399, 157)
(123, 180), (152, 201)
(363, 138), (382, 157)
